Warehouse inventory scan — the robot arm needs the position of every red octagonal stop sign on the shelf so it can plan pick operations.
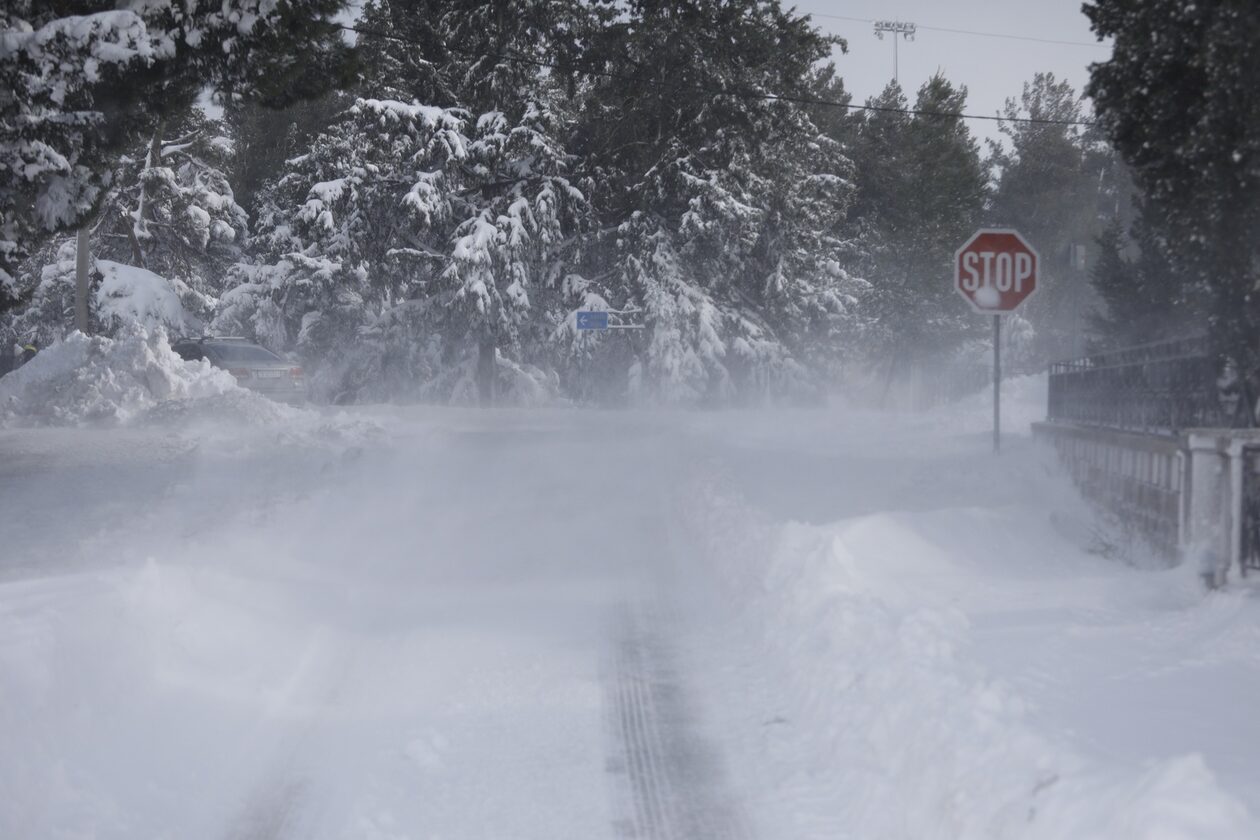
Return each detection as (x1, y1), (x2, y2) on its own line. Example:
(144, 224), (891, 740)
(954, 229), (1039, 314)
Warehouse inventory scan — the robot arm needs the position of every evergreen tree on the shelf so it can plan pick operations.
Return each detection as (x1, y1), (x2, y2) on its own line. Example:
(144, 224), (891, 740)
(848, 76), (988, 382)
(804, 62), (859, 151)
(3, 112), (249, 346)
(0, 0), (355, 311)
(222, 0), (588, 403)
(1086, 0), (1260, 421)
(1089, 210), (1193, 350)
(572, 0), (864, 404)
(988, 72), (1124, 363)
(223, 92), (350, 216)
(223, 0), (871, 406)
(100, 112), (248, 312)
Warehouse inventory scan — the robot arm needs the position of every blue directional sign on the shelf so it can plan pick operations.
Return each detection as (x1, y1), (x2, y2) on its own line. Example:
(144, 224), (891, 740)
(576, 311), (609, 331)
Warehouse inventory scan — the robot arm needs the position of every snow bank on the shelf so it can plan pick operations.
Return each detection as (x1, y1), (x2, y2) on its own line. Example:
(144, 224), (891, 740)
(680, 464), (1260, 840)
(0, 326), (387, 451)
(0, 326), (238, 427)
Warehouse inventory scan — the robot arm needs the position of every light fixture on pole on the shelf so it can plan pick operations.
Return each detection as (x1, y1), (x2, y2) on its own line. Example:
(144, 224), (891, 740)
(873, 20), (917, 85)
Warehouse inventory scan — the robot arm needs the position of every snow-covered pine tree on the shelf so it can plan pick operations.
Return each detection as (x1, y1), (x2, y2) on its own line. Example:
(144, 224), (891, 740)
(2, 110), (250, 347)
(222, 92), (351, 217)
(216, 98), (469, 399)
(221, 0), (588, 403)
(988, 73), (1124, 363)
(0, 1), (354, 312)
(816, 75), (989, 396)
(368, 0), (597, 404)
(97, 111), (249, 328)
(1089, 210), (1192, 351)
(571, 0), (864, 404)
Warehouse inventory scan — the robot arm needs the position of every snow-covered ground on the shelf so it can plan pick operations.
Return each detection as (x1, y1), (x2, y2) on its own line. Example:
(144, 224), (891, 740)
(2, 365), (1259, 839)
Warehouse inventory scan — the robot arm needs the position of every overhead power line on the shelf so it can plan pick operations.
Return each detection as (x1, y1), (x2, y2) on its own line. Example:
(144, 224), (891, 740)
(339, 25), (1097, 128)
(812, 12), (1110, 49)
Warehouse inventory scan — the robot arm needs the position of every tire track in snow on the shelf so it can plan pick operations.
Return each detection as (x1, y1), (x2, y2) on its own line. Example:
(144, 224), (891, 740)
(224, 778), (307, 840)
(219, 630), (354, 840)
(605, 603), (753, 840)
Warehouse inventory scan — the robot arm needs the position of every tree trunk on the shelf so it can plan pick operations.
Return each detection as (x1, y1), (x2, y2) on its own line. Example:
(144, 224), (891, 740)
(74, 226), (90, 334)
(123, 209), (146, 268)
(879, 350), (902, 409)
(477, 336), (497, 407)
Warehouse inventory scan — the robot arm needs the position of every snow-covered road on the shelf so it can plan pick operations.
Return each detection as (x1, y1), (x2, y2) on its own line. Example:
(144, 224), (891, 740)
(3, 389), (1260, 839)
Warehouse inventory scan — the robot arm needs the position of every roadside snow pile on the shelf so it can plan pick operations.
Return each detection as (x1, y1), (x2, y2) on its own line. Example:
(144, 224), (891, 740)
(681, 462), (1260, 840)
(0, 327), (239, 427)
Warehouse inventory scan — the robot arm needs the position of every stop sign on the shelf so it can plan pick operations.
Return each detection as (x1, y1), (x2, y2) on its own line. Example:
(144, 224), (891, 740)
(954, 229), (1039, 314)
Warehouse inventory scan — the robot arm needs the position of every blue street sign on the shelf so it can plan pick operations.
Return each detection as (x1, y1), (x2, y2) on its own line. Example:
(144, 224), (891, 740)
(576, 311), (609, 331)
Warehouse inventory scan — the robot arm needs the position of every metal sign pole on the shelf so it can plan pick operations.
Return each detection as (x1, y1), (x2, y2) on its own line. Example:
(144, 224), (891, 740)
(954, 229), (1037, 454)
(993, 314), (1001, 454)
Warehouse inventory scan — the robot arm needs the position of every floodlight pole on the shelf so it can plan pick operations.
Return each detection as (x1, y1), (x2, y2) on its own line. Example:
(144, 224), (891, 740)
(873, 20), (917, 85)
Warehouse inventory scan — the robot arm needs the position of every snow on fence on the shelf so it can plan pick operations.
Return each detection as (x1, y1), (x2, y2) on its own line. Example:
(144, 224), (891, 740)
(1040, 336), (1260, 585)
(1033, 421), (1185, 562)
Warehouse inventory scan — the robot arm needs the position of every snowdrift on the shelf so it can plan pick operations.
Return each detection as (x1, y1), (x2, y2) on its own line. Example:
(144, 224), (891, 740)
(683, 479), (1256, 839)
(0, 325), (387, 462)
(674, 379), (1259, 840)
(0, 326), (239, 427)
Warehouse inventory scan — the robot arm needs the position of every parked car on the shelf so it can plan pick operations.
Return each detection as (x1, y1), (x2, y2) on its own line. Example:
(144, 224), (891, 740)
(172, 336), (306, 404)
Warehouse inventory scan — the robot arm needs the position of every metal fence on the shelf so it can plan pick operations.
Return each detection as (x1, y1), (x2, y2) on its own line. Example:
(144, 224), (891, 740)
(1047, 336), (1227, 433)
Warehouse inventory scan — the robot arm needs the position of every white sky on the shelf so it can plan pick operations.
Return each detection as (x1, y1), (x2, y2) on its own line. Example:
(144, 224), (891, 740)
(793, 0), (1114, 148)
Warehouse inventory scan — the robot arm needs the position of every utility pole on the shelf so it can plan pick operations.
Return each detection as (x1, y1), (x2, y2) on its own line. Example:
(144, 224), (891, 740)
(873, 20), (917, 85)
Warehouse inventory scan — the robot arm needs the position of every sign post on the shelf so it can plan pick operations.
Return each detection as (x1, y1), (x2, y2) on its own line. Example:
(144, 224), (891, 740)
(954, 229), (1039, 453)
(993, 314), (1000, 453)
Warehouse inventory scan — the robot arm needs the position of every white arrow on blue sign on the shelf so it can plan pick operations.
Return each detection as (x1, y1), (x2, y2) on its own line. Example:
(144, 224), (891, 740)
(576, 311), (609, 331)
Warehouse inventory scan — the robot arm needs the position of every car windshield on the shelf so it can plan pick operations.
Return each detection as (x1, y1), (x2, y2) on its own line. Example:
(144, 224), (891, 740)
(206, 343), (283, 364)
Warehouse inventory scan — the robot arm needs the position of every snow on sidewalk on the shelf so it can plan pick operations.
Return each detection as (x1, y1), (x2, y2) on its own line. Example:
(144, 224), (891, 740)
(676, 386), (1260, 840)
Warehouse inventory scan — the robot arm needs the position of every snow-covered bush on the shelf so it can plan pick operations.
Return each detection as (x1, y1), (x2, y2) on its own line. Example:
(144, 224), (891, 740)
(3, 241), (202, 348)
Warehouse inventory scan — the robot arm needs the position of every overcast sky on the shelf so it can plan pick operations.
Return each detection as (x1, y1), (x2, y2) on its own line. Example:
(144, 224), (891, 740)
(792, 0), (1113, 148)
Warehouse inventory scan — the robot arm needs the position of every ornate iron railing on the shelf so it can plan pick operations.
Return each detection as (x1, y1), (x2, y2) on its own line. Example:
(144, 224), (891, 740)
(1047, 336), (1227, 433)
